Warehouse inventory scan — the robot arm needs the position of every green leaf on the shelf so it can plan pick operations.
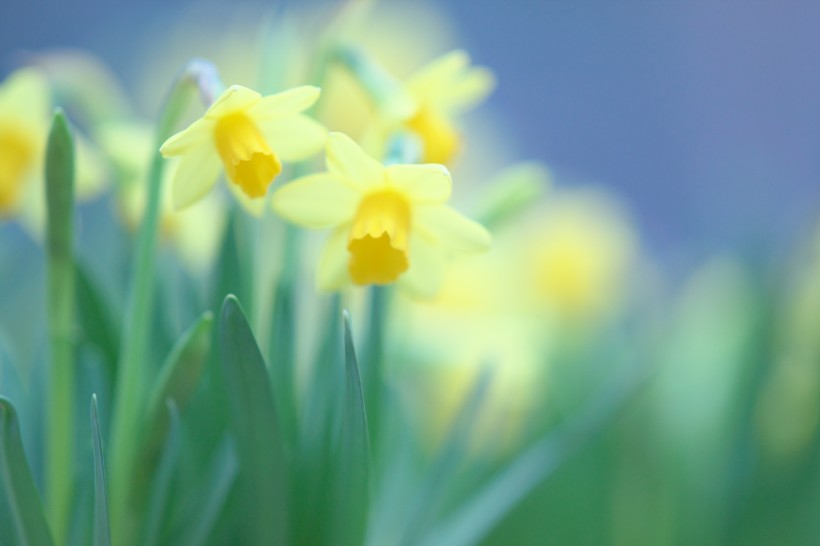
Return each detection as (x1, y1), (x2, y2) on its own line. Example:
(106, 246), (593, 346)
(123, 312), (212, 525)
(291, 296), (343, 546)
(0, 397), (55, 546)
(268, 277), (297, 449)
(141, 402), (182, 546)
(332, 311), (371, 546)
(44, 108), (77, 544)
(172, 437), (238, 546)
(219, 295), (288, 545)
(142, 312), (213, 460)
(75, 263), (120, 384)
(91, 395), (111, 546)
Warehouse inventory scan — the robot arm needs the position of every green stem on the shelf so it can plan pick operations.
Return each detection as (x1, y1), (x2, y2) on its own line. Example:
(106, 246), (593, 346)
(108, 59), (222, 543)
(45, 109), (76, 546)
(362, 284), (390, 446)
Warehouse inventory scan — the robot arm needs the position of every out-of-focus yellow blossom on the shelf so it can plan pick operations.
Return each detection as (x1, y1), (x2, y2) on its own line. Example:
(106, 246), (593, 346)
(524, 189), (638, 321)
(0, 67), (107, 233)
(0, 68), (47, 218)
(98, 122), (226, 271)
(159, 85), (326, 214)
(271, 132), (490, 295)
(397, 310), (546, 456)
(357, 50), (495, 166)
(399, 50), (495, 164)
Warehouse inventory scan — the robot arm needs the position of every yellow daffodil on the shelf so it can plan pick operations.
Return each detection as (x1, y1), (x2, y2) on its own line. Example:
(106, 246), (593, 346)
(0, 68), (50, 218)
(356, 50), (495, 166)
(526, 189), (638, 320)
(0, 67), (107, 234)
(401, 50), (494, 164)
(271, 132), (490, 296)
(159, 84), (327, 213)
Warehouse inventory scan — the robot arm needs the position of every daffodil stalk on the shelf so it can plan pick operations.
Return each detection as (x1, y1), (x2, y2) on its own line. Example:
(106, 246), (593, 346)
(108, 58), (223, 543)
(361, 133), (420, 442)
(44, 109), (76, 545)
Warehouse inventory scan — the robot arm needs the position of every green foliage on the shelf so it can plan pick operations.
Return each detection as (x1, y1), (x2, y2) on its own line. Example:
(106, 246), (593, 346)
(0, 398), (55, 546)
(90, 395), (111, 546)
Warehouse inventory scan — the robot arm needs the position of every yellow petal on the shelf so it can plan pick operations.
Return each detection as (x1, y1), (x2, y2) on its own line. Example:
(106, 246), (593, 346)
(406, 50), (470, 99)
(260, 114), (327, 162)
(386, 164), (451, 204)
(406, 50), (495, 113)
(271, 173), (358, 228)
(247, 86), (321, 121)
(160, 118), (214, 156)
(325, 132), (384, 191)
(435, 67), (495, 114)
(399, 232), (445, 298)
(317, 226), (350, 291)
(204, 85), (260, 119)
(415, 205), (491, 253)
(171, 146), (222, 210)
(0, 68), (50, 123)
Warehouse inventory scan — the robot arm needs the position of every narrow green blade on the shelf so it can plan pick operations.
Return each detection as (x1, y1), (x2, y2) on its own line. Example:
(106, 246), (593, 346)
(91, 395), (111, 546)
(333, 311), (371, 546)
(142, 312), (213, 460)
(125, 312), (212, 521)
(219, 295), (287, 545)
(173, 437), (238, 546)
(141, 402), (182, 546)
(0, 397), (55, 546)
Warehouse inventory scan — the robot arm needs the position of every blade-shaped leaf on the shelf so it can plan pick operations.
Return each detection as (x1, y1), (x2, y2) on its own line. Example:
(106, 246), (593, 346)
(142, 312), (213, 459)
(142, 402), (182, 546)
(219, 295), (287, 545)
(126, 312), (212, 521)
(0, 397), (55, 546)
(90, 395), (111, 546)
(332, 311), (371, 546)
(172, 437), (238, 546)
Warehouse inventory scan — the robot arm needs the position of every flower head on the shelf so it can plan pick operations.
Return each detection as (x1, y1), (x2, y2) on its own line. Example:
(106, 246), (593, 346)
(0, 67), (107, 233)
(159, 84), (327, 213)
(271, 132), (490, 296)
(383, 50), (495, 164)
(381, 50), (494, 165)
(0, 68), (50, 217)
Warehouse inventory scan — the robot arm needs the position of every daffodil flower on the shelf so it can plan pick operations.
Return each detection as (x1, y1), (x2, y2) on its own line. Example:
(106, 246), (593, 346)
(403, 50), (494, 164)
(0, 68), (50, 218)
(271, 132), (491, 296)
(0, 67), (107, 233)
(159, 84), (327, 213)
